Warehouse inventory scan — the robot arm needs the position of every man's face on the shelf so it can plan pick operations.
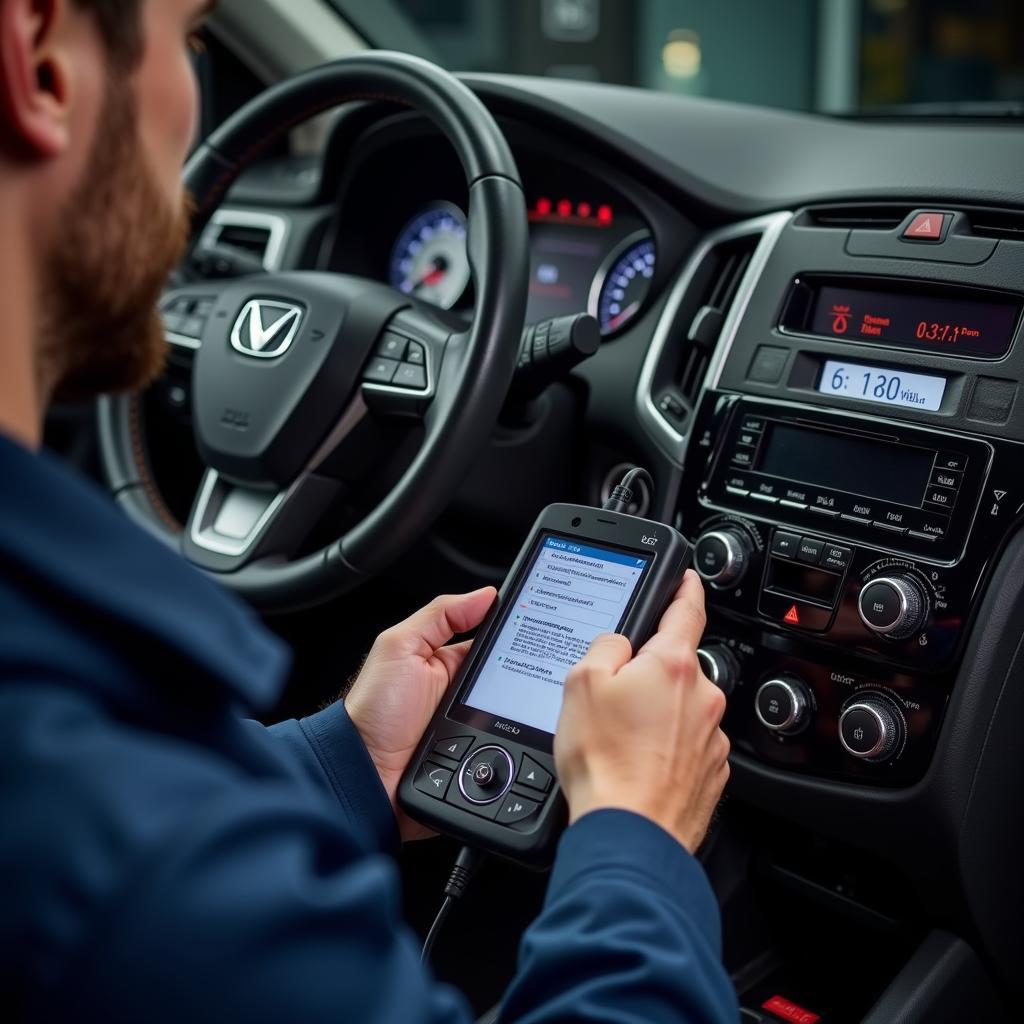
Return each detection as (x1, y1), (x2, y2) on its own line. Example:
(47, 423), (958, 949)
(42, 0), (208, 400)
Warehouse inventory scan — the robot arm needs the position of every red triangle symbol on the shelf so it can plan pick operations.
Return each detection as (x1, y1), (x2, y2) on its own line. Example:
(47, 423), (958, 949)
(913, 217), (933, 234)
(784, 605), (801, 625)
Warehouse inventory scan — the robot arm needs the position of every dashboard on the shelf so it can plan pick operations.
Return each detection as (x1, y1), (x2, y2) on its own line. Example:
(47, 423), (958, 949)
(192, 75), (1024, 1010)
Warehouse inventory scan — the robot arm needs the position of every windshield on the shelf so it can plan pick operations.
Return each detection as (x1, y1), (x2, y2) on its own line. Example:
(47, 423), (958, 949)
(335, 0), (1024, 115)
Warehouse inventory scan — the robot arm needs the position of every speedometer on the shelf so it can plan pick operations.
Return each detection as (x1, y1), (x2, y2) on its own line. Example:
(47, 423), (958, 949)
(389, 201), (470, 310)
(589, 232), (656, 335)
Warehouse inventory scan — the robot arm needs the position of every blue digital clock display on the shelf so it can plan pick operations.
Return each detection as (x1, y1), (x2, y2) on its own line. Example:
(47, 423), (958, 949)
(818, 360), (947, 411)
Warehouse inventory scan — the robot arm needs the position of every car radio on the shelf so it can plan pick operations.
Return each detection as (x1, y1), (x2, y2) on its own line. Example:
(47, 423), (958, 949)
(677, 391), (1024, 786)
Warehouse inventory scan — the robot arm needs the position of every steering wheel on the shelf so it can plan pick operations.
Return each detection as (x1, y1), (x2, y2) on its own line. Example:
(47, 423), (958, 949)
(98, 52), (528, 613)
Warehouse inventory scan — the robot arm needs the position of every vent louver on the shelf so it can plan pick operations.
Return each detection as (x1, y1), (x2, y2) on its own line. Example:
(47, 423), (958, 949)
(802, 204), (910, 230)
(214, 222), (273, 260)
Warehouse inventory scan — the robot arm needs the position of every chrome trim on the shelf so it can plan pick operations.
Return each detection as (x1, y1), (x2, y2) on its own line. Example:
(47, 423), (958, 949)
(586, 228), (654, 335)
(839, 702), (892, 760)
(458, 745), (515, 806)
(755, 677), (807, 734)
(166, 331), (201, 351)
(189, 394), (369, 558)
(856, 577), (913, 630)
(198, 208), (289, 272)
(636, 211), (792, 462)
(694, 529), (747, 589)
(230, 300), (303, 359)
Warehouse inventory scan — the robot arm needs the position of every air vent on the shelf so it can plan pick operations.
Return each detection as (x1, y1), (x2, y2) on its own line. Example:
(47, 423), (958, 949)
(967, 208), (1024, 240)
(676, 233), (760, 402)
(801, 204), (910, 230)
(197, 210), (286, 272)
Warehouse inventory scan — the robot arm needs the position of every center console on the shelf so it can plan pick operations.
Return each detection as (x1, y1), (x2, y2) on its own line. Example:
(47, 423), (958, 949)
(644, 206), (1024, 790)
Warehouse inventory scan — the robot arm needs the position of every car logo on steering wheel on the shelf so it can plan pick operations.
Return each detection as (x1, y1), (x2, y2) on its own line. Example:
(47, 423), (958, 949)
(230, 300), (303, 359)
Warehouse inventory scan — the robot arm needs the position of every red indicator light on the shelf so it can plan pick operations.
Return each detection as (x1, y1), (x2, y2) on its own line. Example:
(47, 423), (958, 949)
(762, 994), (820, 1024)
(556, 198), (572, 218)
(597, 204), (613, 224)
(536, 197), (551, 215)
(784, 605), (801, 625)
(577, 201), (592, 218)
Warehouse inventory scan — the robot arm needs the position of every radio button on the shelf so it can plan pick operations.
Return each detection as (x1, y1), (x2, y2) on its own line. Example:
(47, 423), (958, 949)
(771, 531), (801, 559)
(726, 473), (750, 491)
(936, 451), (968, 473)
(907, 530), (940, 542)
(749, 492), (778, 505)
(930, 467), (962, 491)
(808, 491), (839, 514)
(731, 446), (757, 468)
(726, 486), (750, 498)
(924, 486), (957, 511)
(740, 415), (766, 433)
(840, 513), (871, 526)
(873, 521), (907, 535)
(819, 543), (853, 571)
(796, 537), (824, 564)
(843, 499), (877, 520)
(737, 429), (760, 447)
(879, 507), (909, 527)
(808, 506), (839, 519)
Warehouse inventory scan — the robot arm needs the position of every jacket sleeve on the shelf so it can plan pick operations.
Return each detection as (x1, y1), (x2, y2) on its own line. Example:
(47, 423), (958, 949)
(499, 810), (740, 1024)
(260, 701), (401, 856)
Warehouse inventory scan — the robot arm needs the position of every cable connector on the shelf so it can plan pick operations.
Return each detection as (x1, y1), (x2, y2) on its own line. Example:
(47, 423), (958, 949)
(421, 846), (484, 962)
(603, 466), (654, 514)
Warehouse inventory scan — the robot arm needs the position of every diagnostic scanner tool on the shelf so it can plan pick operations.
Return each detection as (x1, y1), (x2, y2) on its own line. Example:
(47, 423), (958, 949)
(398, 501), (690, 866)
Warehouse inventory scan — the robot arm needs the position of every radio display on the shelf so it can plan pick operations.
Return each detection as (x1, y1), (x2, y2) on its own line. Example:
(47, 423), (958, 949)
(818, 360), (946, 411)
(807, 283), (1019, 358)
(758, 424), (934, 508)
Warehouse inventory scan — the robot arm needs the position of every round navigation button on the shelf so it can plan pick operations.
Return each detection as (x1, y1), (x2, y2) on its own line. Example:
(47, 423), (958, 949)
(859, 581), (902, 630)
(459, 745), (514, 805)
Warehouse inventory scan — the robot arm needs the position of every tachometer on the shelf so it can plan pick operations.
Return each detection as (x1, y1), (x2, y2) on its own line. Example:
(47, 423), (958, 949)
(590, 232), (656, 335)
(389, 201), (470, 310)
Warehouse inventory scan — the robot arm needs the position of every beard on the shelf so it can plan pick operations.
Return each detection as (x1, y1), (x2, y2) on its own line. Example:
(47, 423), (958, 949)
(41, 78), (192, 402)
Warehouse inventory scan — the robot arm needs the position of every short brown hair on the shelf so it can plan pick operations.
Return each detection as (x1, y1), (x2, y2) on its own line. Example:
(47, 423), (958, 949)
(72, 0), (143, 70)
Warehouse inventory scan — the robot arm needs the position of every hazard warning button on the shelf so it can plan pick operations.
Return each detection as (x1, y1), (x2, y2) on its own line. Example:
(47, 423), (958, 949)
(902, 211), (947, 241)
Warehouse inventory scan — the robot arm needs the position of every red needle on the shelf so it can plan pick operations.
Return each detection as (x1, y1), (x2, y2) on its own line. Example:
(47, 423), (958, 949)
(605, 300), (640, 332)
(414, 260), (447, 289)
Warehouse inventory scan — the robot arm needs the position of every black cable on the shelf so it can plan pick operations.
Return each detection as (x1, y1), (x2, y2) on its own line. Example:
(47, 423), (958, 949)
(421, 845), (484, 963)
(603, 466), (654, 514)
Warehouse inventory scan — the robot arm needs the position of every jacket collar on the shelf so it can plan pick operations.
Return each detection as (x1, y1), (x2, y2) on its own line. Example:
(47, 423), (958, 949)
(0, 432), (290, 712)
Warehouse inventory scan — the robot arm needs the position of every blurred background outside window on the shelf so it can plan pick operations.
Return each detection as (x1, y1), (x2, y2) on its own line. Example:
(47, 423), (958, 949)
(337, 0), (1024, 114)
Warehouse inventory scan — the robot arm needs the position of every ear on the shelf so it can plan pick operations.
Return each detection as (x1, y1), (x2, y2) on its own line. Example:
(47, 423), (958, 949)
(0, 0), (73, 159)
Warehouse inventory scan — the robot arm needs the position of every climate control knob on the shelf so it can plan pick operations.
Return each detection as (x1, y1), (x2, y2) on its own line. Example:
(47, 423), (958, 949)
(839, 695), (905, 762)
(754, 676), (811, 735)
(694, 527), (752, 589)
(697, 644), (740, 696)
(857, 575), (928, 640)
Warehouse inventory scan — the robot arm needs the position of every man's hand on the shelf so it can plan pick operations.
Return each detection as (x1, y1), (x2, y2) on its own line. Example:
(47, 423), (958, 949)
(554, 570), (729, 853)
(346, 587), (496, 841)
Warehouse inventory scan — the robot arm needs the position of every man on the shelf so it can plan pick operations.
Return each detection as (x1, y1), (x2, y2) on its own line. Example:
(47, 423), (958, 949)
(0, 1), (736, 1020)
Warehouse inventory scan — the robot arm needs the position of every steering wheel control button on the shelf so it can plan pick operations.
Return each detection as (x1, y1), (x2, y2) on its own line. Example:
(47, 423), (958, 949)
(405, 343), (426, 365)
(431, 735), (473, 761)
(516, 755), (553, 793)
(770, 531), (800, 560)
(459, 746), (514, 805)
(393, 363), (428, 390)
(363, 357), (400, 384)
(840, 698), (904, 762)
(902, 211), (948, 241)
(413, 762), (454, 801)
(697, 644), (740, 697)
(796, 537), (824, 564)
(858, 575), (927, 640)
(376, 332), (408, 360)
(694, 528), (751, 589)
(755, 677), (811, 735)
(496, 794), (542, 826)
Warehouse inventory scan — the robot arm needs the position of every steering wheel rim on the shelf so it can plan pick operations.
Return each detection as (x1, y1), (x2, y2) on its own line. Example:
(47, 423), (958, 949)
(97, 52), (528, 612)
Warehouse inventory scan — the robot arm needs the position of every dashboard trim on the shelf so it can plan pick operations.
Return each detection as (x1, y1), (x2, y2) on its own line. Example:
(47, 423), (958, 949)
(636, 211), (792, 463)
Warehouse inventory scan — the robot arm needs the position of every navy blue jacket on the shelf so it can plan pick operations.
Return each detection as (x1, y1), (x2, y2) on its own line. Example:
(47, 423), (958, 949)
(0, 433), (738, 1023)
